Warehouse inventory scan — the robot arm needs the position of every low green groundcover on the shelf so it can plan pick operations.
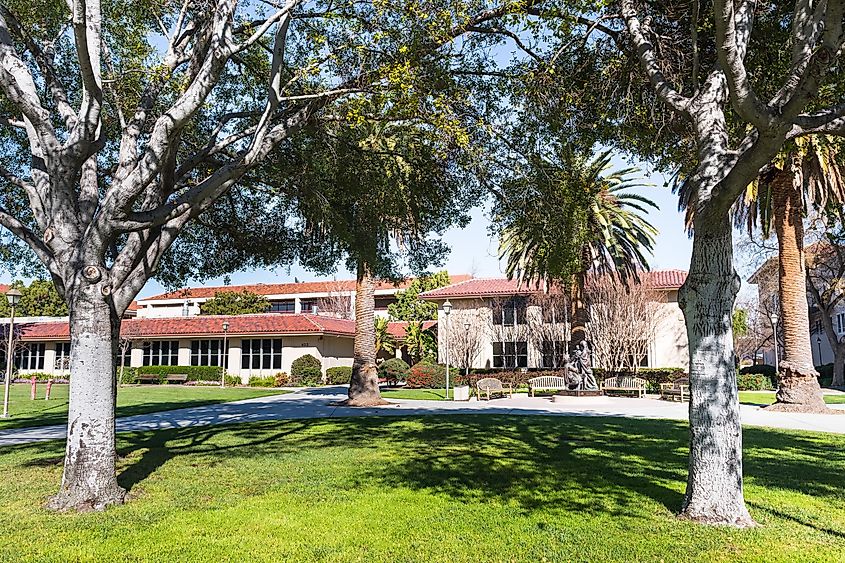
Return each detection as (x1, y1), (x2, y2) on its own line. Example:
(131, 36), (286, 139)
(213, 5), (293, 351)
(0, 415), (843, 561)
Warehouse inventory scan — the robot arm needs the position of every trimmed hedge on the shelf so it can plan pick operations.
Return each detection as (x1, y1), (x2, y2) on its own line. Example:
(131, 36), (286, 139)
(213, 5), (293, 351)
(739, 364), (776, 379)
(248, 376), (276, 387)
(326, 366), (352, 385)
(736, 372), (774, 391)
(378, 358), (410, 386)
(130, 365), (223, 384)
(291, 354), (322, 386)
(406, 361), (459, 389)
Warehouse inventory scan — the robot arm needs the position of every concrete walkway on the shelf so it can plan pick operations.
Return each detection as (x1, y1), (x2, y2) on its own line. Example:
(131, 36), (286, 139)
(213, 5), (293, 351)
(1, 386), (843, 447)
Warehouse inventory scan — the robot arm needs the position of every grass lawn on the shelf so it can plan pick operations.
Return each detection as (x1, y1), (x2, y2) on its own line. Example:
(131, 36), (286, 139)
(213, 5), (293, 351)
(0, 416), (843, 561)
(380, 387), (448, 400)
(739, 391), (845, 406)
(0, 384), (288, 431)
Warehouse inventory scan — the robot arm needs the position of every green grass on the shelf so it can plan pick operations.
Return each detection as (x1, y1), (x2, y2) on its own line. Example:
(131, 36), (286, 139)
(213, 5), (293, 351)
(0, 415), (843, 561)
(381, 387), (448, 400)
(739, 391), (845, 406)
(0, 384), (289, 430)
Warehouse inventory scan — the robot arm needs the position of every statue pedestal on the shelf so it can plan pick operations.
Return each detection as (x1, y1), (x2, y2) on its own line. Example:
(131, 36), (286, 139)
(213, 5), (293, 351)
(554, 389), (602, 400)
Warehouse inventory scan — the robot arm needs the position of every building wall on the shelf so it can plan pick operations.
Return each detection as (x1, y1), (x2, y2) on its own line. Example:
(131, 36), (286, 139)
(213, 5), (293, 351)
(433, 291), (689, 371)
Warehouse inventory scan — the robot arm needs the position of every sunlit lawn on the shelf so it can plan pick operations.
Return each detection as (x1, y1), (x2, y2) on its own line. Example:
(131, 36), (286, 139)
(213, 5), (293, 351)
(0, 415), (843, 561)
(0, 384), (289, 431)
(739, 391), (845, 406)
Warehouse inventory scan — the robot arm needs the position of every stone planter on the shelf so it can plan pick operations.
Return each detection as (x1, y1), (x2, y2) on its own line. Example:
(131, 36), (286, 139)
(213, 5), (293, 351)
(452, 385), (470, 401)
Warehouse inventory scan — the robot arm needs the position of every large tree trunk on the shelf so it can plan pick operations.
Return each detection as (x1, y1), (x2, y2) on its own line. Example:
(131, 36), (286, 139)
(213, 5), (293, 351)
(678, 213), (754, 527)
(46, 277), (126, 511)
(767, 170), (829, 412)
(345, 262), (388, 406)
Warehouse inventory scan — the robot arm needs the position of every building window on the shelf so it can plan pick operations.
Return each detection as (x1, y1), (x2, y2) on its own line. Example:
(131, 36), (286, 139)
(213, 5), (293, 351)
(55, 342), (72, 371)
(541, 341), (567, 368)
(813, 320), (822, 336)
(493, 341), (528, 368)
(300, 300), (319, 314)
(542, 303), (566, 324)
(142, 340), (179, 366)
(374, 297), (396, 310)
(837, 313), (845, 335)
(241, 339), (282, 371)
(13, 343), (45, 370)
(269, 300), (295, 314)
(491, 297), (527, 326)
(190, 339), (228, 367)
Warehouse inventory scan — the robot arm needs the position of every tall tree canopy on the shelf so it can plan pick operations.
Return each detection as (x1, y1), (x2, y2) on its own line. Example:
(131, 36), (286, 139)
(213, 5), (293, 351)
(199, 290), (269, 316)
(0, 279), (68, 317)
(0, 0), (524, 509)
(388, 271), (452, 322)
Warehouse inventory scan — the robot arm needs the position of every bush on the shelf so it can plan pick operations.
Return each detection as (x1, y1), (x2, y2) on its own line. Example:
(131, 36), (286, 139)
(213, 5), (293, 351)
(593, 367), (687, 392)
(326, 366), (352, 385)
(378, 358), (410, 385)
(739, 364), (776, 379)
(406, 361), (458, 388)
(248, 376), (276, 387)
(133, 365), (224, 383)
(224, 374), (242, 386)
(815, 364), (833, 387)
(290, 354), (322, 386)
(274, 372), (289, 387)
(736, 372), (774, 391)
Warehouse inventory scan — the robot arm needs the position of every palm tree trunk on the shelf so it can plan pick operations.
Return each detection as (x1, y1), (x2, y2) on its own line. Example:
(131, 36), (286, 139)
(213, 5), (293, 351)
(768, 169), (829, 412)
(569, 246), (592, 351)
(345, 261), (388, 406)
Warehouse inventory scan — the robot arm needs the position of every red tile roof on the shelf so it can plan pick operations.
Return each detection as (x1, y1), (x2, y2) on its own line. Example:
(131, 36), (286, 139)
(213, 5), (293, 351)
(420, 270), (687, 299)
(142, 275), (473, 301)
(0, 284), (10, 294)
(15, 314), (357, 341)
(386, 320), (437, 338)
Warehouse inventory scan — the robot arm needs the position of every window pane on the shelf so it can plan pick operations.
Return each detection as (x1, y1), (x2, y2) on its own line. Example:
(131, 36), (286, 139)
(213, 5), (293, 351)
(272, 354), (282, 370)
(252, 354), (261, 369)
(273, 340), (282, 353)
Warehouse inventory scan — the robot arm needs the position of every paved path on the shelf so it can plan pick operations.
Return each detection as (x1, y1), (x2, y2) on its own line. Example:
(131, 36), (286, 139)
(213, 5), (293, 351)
(1, 386), (843, 447)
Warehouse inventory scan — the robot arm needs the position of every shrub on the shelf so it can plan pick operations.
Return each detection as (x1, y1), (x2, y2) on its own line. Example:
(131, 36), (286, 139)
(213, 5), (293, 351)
(135, 365), (223, 383)
(24, 372), (55, 381)
(326, 366), (352, 385)
(739, 364), (776, 380)
(378, 358), (410, 386)
(248, 375), (276, 387)
(224, 374), (243, 386)
(736, 372), (774, 391)
(593, 367), (687, 392)
(815, 364), (833, 387)
(406, 361), (458, 388)
(274, 372), (289, 387)
(291, 354), (322, 386)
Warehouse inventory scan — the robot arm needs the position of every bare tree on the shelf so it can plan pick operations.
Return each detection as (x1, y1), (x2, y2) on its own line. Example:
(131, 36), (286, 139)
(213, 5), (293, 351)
(317, 281), (354, 320)
(586, 276), (668, 374)
(527, 292), (570, 369)
(806, 235), (845, 387)
(447, 308), (488, 376)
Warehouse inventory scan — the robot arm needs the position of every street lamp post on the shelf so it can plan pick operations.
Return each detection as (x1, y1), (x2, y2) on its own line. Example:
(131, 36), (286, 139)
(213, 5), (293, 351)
(443, 300), (452, 400)
(769, 313), (779, 375)
(2, 289), (23, 418)
(464, 320), (471, 379)
(221, 321), (230, 388)
(816, 335), (823, 365)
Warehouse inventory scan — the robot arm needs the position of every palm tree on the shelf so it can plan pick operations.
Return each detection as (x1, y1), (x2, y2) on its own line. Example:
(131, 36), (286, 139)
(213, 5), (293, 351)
(737, 136), (845, 411)
(347, 261), (387, 405)
(497, 148), (658, 347)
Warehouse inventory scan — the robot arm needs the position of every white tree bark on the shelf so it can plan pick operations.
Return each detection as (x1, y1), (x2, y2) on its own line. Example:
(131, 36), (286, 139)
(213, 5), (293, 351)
(678, 214), (753, 526)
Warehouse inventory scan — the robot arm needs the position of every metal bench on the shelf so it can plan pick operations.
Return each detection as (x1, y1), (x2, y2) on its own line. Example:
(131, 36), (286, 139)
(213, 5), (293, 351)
(601, 375), (648, 398)
(660, 377), (690, 401)
(136, 374), (160, 384)
(528, 375), (568, 396)
(166, 374), (189, 384)
(476, 377), (513, 401)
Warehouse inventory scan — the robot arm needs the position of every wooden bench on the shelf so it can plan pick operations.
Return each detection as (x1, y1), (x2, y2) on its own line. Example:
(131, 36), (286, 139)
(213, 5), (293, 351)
(660, 377), (690, 401)
(476, 377), (513, 401)
(136, 374), (160, 384)
(528, 375), (568, 396)
(601, 376), (648, 398)
(166, 374), (189, 384)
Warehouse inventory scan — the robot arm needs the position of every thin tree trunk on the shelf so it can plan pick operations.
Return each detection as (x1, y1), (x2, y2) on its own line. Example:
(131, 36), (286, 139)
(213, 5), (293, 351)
(678, 213), (754, 527)
(833, 347), (845, 388)
(345, 262), (388, 406)
(46, 281), (125, 511)
(570, 246), (592, 350)
(767, 170), (828, 412)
